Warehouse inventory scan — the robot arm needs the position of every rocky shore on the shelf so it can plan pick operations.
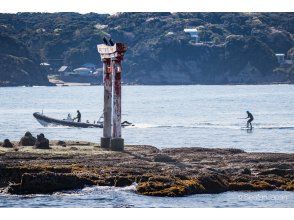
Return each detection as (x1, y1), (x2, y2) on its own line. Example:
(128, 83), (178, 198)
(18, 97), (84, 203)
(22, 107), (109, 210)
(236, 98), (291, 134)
(0, 140), (293, 197)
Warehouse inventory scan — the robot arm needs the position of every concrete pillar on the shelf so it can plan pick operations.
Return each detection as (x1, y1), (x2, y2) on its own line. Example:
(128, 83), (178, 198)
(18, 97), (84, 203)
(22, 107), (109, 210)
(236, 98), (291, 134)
(100, 58), (112, 148)
(97, 42), (127, 151)
(110, 59), (124, 151)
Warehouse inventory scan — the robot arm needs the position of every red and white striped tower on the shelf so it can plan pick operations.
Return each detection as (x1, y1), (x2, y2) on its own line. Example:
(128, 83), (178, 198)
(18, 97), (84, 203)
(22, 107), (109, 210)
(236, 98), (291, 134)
(97, 43), (127, 151)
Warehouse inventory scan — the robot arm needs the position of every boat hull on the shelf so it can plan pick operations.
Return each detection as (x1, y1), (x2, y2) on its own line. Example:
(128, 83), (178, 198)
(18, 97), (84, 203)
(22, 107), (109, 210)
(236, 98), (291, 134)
(33, 112), (103, 128)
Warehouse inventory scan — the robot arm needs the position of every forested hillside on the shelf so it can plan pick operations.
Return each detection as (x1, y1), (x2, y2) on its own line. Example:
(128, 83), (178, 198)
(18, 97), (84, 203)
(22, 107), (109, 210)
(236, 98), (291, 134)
(0, 12), (293, 86)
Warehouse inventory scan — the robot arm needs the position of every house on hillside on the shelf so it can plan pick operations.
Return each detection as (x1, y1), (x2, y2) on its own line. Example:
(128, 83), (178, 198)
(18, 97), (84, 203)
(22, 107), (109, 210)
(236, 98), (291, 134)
(275, 53), (293, 66)
(184, 28), (200, 43)
(72, 67), (92, 76)
(58, 65), (68, 72)
(276, 54), (285, 65)
(58, 65), (73, 76)
(92, 68), (103, 77)
(81, 63), (97, 71)
(40, 62), (50, 66)
(57, 63), (101, 78)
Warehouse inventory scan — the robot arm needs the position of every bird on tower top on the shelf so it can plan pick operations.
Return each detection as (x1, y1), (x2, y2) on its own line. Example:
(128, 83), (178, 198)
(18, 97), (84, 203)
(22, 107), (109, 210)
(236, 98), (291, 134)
(103, 37), (109, 45)
(109, 38), (115, 46)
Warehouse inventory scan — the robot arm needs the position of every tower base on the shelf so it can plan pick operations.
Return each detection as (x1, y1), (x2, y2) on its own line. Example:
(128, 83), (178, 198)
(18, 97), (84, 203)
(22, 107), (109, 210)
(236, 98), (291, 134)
(100, 137), (111, 149)
(110, 138), (124, 151)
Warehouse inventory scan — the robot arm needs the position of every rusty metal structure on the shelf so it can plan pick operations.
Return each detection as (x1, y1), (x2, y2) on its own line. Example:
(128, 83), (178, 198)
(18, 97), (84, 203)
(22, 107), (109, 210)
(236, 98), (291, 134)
(97, 43), (127, 151)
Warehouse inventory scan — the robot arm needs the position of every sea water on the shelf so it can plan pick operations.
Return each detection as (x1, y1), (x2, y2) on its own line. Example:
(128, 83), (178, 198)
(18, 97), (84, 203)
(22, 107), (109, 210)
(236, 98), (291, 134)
(0, 85), (293, 207)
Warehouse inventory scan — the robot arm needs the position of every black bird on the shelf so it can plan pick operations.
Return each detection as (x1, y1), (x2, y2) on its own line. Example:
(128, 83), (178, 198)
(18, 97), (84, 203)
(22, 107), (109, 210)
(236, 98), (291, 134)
(103, 37), (109, 45)
(109, 38), (115, 46)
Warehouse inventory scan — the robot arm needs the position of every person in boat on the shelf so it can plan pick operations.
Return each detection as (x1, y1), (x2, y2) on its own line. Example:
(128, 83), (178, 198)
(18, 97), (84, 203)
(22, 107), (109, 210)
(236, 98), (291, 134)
(66, 113), (72, 121)
(245, 111), (254, 129)
(63, 113), (72, 121)
(74, 110), (81, 122)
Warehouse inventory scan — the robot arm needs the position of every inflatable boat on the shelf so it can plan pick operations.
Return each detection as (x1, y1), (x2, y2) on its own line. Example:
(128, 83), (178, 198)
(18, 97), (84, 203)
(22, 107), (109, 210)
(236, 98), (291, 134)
(33, 112), (103, 128)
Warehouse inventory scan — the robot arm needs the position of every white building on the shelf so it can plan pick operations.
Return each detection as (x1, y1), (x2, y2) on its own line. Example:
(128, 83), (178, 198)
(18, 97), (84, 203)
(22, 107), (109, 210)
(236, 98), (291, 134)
(58, 65), (68, 72)
(73, 67), (92, 76)
(184, 28), (199, 43)
(275, 54), (285, 64)
(81, 63), (96, 70)
(40, 62), (50, 66)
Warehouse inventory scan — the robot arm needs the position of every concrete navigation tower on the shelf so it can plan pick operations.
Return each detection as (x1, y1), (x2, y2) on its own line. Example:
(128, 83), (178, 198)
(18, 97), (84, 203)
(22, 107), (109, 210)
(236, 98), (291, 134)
(97, 42), (127, 151)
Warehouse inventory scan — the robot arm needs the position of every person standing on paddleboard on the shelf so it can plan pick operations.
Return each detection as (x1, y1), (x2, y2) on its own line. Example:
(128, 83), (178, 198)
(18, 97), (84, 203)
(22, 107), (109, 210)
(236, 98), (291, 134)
(246, 111), (254, 129)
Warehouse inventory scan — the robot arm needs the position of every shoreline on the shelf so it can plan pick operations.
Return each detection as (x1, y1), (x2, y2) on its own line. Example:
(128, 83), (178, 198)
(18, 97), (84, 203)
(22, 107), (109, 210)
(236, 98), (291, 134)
(0, 141), (293, 197)
(1, 82), (293, 88)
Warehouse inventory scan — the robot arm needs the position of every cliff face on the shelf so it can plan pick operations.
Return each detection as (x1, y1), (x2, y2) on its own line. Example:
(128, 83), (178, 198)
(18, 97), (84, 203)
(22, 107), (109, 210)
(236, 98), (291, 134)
(0, 35), (51, 86)
(0, 12), (293, 85)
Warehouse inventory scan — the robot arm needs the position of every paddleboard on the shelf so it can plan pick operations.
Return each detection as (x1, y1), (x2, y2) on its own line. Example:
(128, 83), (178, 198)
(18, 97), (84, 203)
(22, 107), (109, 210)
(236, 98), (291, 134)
(241, 127), (254, 130)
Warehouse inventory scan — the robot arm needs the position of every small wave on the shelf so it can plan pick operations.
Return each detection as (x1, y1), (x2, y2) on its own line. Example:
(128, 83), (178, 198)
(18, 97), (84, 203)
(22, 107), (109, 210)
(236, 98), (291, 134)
(157, 125), (185, 128)
(133, 124), (239, 129)
(194, 122), (215, 126)
(113, 183), (138, 192)
(259, 126), (294, 130)
(53, 183), (138, 197)
(132, 123), (157, 128)
(0, 192), (49, 198)
(81, 183), (137, 193)
(36, 125), (74, 129)
(133, 123), (294, 131)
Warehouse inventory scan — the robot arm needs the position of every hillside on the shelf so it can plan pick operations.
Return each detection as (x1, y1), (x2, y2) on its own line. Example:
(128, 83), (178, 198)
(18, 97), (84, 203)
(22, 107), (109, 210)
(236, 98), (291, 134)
(0, 34), (52, 86)
(0, 12), (293, 86)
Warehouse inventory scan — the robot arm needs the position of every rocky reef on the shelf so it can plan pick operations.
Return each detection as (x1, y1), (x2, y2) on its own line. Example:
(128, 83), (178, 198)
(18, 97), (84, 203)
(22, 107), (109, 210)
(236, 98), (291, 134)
(0, 141), (293, 196)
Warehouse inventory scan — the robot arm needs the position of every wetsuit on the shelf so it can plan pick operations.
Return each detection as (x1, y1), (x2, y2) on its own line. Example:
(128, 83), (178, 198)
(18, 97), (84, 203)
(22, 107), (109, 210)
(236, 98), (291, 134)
(76, 111), (81, 122)
(246, 112), (254, 129)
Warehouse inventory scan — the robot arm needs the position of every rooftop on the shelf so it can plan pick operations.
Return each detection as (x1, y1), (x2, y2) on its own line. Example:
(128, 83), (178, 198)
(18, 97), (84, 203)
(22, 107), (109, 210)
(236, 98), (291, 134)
(58, 66), (68, 72)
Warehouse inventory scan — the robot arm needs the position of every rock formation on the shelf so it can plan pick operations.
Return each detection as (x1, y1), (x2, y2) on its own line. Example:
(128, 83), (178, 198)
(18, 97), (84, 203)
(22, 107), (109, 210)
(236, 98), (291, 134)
(57, 140), (66, 147)
(7, 172), (94, 194)
(2, 139), (13, 148)
(0, 141), (293, 196)
(34, 133), (50, 149)
(19, 131), (36, 146)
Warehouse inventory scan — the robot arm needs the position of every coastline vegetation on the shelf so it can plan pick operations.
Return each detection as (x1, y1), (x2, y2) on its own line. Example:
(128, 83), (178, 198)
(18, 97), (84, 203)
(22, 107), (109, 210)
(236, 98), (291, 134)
(0, 12), (293, 86)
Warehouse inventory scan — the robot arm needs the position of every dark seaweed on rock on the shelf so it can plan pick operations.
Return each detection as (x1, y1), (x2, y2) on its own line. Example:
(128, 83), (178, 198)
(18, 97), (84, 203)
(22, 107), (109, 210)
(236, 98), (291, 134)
(7, 172), (94, 194)
(0, 142), (293, 196)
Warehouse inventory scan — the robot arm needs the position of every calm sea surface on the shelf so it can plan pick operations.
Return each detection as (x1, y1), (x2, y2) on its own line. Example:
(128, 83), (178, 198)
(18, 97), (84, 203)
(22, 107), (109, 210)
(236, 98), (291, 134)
(0, 85), (293, 207)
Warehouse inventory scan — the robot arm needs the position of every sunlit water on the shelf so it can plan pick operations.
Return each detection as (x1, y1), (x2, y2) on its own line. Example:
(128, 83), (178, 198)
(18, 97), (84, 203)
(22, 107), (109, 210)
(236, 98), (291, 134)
(0, 184), (293, 208)
(0, 85), (293, 207)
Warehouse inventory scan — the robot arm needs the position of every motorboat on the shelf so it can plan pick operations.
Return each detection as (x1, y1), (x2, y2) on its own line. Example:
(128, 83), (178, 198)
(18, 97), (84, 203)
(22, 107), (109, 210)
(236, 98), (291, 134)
(33, 112), (103, 128)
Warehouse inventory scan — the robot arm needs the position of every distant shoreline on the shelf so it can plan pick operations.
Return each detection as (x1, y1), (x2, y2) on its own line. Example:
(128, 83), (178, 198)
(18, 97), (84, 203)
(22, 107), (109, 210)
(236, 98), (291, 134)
(0, 82), (293, 88)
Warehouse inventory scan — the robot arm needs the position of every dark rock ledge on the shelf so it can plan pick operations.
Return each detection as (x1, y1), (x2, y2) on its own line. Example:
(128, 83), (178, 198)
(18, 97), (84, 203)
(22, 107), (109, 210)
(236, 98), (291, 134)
(0, 141), (293, 196)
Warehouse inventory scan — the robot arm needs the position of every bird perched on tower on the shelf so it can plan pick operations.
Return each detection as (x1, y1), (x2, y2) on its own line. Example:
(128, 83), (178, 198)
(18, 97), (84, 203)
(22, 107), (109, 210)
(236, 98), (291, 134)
(103, 37), (109, 45)
(109, 38), (115, 46)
